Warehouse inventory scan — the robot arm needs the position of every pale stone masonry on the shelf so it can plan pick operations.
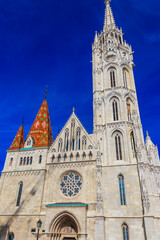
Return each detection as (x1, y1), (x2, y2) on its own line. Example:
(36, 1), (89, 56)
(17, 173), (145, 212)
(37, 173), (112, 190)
(0, 0), (160, 239)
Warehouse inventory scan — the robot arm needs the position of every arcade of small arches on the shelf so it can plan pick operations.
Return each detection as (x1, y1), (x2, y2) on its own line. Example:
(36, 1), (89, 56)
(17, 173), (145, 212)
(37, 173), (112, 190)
(51, 151), (93, 163)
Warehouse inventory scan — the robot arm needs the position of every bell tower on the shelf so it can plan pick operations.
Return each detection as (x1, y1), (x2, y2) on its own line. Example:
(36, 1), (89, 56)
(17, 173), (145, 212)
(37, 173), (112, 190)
(92, 0), (145, 165)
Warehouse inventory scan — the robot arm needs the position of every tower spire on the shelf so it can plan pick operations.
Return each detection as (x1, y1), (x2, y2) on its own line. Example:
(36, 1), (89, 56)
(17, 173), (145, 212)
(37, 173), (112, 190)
(103, 0), (116, 31)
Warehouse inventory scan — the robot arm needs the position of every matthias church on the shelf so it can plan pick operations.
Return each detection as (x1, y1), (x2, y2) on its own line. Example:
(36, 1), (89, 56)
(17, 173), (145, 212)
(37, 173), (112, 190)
(0, 0), (160, 240)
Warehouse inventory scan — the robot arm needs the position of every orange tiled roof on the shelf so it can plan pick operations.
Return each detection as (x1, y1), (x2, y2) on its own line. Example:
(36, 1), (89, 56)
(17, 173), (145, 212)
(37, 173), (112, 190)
(9, 125), (24, 150)
(26, 99), (53, 148)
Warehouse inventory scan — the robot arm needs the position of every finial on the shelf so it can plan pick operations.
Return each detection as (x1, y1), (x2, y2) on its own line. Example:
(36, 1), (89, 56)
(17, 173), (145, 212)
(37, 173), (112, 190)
(72, 107), (75, 113)
(105, 0), (111, 5)
(146, 131), (149, 137)
(22, 118), (24, 126)
(45, 86), (48, 99)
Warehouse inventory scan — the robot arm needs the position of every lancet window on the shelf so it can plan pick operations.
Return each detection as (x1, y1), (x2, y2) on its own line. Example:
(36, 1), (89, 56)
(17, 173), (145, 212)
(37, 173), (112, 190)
(119, 175), (126, 205)
(82, 136), (87, 150)
(115, 134), (123, 160)
(112, 100), (119, 121)
(20, 157), (23, 165)
(16, 182), (23, 207)
(89, 151), (93, 160)
(27, 157), (30, 165)
(110, 70), (116, 87)
(123, 69), (129, 88)
(76, 127), (81, 150)
(58, 139), (63, 152)
(130, 131), (136, 157)
(122, 223), (129, 240)
(70, 120), (75, 151)
(30, 156), (33, 165)
(64, 129), (69, 152)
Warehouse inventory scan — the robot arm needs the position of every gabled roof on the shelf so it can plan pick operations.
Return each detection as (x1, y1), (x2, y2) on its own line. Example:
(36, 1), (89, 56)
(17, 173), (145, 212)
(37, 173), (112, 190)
(50, 110), (96, 152)
(26, 99), (53, 148)
(9, 125), (24, 150)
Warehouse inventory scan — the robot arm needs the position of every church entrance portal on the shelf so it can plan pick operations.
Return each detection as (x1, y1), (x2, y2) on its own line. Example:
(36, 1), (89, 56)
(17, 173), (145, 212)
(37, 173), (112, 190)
(50, 212), (80, 240)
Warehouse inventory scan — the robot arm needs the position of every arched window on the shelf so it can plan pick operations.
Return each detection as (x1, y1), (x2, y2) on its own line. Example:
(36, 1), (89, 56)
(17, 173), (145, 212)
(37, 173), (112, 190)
(70, 153), (73, 161)
(82, 136), (87, 150)
(26, 157), (29, 165)
(30, 156), (33, 165)
(20, 157), (23, 165)
(64, 129), (69, 152)
(89, 151), (93, 160)
(58, 139), (63, 152)
(9, 158), (13, 166)
(23, 157), (26, 165)
(76, 152), (80, 161)
(76, 127), (81, 150)
(64, 153), (67, 161)
(123, 69), (129, 88)
(39, 155), (42, 164)
(119, 175), (126, 205)
(112, 100), (119, 121)
(70, 120), (75, 151)
(122, 223), (129, 240)
(16, 182), (23, 207)
(82, 152), (86, 160)
(130, 131), (136, 157)
(57, 154), (61, 162)
(115, 134), (122, 160)
(110, 70), (116, 87)
(51, 155), (55, 163)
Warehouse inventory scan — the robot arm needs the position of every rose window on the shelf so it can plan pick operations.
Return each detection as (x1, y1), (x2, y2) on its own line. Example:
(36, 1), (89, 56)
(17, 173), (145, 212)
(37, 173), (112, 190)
(60, 172), (82, 197)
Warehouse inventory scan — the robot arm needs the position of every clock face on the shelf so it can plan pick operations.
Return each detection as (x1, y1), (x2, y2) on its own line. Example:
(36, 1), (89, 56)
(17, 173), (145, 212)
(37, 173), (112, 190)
(60, 172), (82, 197)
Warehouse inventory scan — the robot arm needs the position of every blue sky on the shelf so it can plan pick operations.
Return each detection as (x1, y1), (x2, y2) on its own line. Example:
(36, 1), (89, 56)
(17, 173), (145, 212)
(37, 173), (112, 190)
(0, 0), (160, 172)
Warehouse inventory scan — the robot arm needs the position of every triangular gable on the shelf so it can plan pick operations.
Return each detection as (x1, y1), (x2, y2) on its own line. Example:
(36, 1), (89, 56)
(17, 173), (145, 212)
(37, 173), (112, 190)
(50, 111), (96, 153)
(9, 125), (24, 150)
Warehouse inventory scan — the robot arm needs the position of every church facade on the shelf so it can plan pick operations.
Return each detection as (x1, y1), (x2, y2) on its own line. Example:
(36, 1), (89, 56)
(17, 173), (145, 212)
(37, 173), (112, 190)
(0, 0), (160, 239)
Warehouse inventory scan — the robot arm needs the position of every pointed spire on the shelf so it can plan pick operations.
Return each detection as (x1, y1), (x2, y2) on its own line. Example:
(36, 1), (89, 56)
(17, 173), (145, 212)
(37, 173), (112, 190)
(9, 124), (24, 150)
(146, 131), (155, 148)
(94, 31), (98, 43)
(26, 99), (53, 148)
(103, 0), (116, 31)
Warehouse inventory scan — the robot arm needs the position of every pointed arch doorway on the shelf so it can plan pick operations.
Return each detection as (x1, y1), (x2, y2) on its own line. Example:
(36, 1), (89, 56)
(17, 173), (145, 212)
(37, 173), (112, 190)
(50, 212), (80, 240)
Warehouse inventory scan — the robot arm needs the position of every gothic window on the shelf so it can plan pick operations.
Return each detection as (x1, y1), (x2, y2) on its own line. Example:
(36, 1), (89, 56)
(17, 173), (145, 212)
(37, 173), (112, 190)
(110, 70), (116, 87)
(58, 139), (63, 152)
(27, 157), (30, 165)
(30, 156), (33, 165)
(76, 152), (79, 161)
(82, 136), (87, 150)
(39, 155), (42, 164)
(82, 152), (86, 160)
(89, 151), (93, 160)
(16, 182), (23, 207)
(115, 134), (122, 160)
(20, 157), (23, 165)
(119, 175), (126, 205)
(127, 103), (131, 121)
(23, 157), (26, 165)
(130, 131), (136, 157)
(112, 100), (119, 121)
(51, 155), (55, 163)
(64, 153), (67, 161)
(123, 69), (130, 88)
(122, 223), (129, 240)
(64, 129), (69, 152)
(9, 158), (13, 166)
(57, 154), (61, 163)
(70, 153), (73, 161)
(76, 127), (81, 150)
(60, 172), (82, 197)
(70, 119), (75, 151)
